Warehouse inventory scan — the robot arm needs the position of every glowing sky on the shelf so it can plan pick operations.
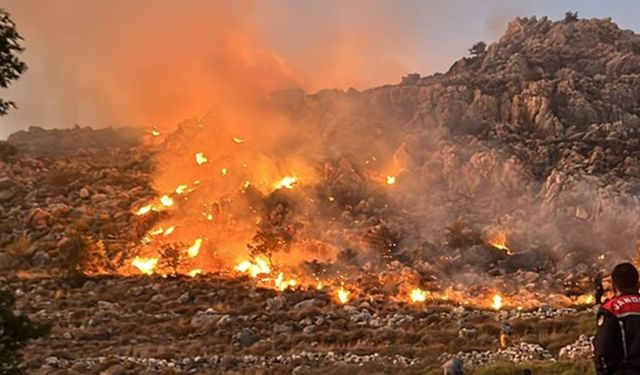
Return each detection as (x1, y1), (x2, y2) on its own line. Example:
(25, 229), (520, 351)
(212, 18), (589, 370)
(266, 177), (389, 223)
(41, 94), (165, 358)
(0, 0), (638, 138)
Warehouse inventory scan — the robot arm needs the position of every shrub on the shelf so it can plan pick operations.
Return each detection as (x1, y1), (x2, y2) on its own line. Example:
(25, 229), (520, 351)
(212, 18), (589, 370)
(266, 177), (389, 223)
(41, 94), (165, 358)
(468, 41), (487, 57)
(58, 236), (98, 278)
(564, 11), (579, 23)
(0, 290), (50, 374)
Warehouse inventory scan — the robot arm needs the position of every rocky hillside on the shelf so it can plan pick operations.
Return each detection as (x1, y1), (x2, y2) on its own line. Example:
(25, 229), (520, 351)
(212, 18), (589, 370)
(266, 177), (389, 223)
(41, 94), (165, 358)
(278, 16), (640, 263)
(0, 126), (153, 273)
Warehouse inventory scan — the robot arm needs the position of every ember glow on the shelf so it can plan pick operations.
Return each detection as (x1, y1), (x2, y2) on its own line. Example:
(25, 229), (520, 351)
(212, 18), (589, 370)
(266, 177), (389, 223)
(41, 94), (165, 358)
(131, 256), (158, 275)
(274, 272), (297, 291)
(578, 294), (595, 305)
(273, 176), (297, 190)
(337, 286), (351, 304)
(135, 204), (154, 216)
(410, 288), (427, 303)
(187, 238), (203, 258)
(187, 269), (203, 277)
(160, 194), (174, 207)
(235, 261), (252, 273)
(175, 184), (188, 194)
(487, 232), (512, 255)
(194, 152), (208, 165)
(235, 256), (271, 277)
(386, 175), (396, 185)
(492, 294), (504, 311)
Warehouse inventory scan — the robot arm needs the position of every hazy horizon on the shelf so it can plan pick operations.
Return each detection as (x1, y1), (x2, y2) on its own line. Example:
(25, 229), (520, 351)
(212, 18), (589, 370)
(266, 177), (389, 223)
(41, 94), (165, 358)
(1, 0), (639, 139)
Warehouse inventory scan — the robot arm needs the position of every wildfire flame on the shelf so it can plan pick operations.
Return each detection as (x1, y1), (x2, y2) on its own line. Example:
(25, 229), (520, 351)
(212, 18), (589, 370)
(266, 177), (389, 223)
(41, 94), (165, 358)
(232, 137), (245, 144)
(492, 294), (503, 310)
(164, 226), (175, 236)
(187, 269), (202, 277)
(160, 194), (174, 207)
(235, 256), (271, 277)
(131, 256), (158, 275)
(195, 152), (208, 165)
(274, 272), (297, 291)
(410, 288), (427, 303)
(578, 294), (595, 305)
(235, 261), (251, 273)
(487, 231), (512, 255)
(337, 286), (350, 304)
(273, 176), (297, 190)
(386, 175), (396, 185)
(175, 184), (188, 194)
(187, 238), (203, 258)
(151, 129), (161, 137)
(135, 204), (154, 216)
(251, 257), (270, 277)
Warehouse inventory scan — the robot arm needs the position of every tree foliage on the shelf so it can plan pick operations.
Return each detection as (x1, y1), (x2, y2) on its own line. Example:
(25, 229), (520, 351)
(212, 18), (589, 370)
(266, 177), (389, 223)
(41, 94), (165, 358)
(0, 9), (26, 116)
(564, 11), (579, 23)
(0, 290), (50, 374)
(468, 41), (487, 57)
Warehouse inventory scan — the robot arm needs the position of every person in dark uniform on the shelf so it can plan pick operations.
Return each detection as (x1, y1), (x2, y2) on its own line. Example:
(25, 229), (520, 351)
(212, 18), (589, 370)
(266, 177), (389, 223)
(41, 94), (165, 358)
(594, 262), (640, 374)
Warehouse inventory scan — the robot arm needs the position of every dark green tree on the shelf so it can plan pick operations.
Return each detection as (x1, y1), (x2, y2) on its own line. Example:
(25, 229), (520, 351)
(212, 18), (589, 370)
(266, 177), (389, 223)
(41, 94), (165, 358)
(468, 41), (487, 57)
(0, 290), (50, 374)
(564, 11), (579, 23)
(0, 9), (26, 116)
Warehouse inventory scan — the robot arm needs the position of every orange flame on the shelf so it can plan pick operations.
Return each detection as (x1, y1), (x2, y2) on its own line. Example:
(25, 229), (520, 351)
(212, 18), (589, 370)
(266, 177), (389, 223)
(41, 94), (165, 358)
(235, 256), (271, 277)
(386, 175), (396, 185)
(577, 294), (595, 305)
(149, 227), (164, 236)
(187, 269), (202, 277)
(492, 294), (503, 310)
(235, 260), (252, 273)
(195, 152), (208, 165)
(131, 256), (158, 275)
(175, 184), (189, 194)
(273, 176), (297, 190)
(337, 286), (350, 304)
(410, 288), (427, 303)
(160, 194), (174, 207)
(187, 238), (203, 258)
(487, 231), (512, 255)
(135, 204), (154, 216)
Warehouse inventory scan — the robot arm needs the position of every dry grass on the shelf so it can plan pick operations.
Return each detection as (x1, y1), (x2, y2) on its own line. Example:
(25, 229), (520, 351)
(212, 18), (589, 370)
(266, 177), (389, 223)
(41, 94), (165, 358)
(6, 236), (31, 258)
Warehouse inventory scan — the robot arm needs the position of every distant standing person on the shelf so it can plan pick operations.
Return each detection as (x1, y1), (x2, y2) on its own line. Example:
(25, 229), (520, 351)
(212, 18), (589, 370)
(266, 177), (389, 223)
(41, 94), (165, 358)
(594, 263), (640, 374)
(442, 357), (463, 375)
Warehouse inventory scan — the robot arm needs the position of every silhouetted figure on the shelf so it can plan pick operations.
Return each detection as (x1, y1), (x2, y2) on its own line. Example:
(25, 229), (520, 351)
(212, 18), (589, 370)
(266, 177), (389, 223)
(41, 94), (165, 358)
(594, 263), (640, 374)
(500, 323), (512, 348)
(442, 357), (463, 375)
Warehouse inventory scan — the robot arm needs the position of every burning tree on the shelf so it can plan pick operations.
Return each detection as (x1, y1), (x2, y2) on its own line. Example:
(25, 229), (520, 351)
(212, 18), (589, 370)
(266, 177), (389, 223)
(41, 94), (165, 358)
(247, 200), (300, 262)
(0, 8), (26, 116)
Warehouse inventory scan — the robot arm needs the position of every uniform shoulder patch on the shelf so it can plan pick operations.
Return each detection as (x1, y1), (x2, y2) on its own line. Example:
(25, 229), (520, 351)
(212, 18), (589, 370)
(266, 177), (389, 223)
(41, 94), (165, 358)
(598, 314), (606, 326)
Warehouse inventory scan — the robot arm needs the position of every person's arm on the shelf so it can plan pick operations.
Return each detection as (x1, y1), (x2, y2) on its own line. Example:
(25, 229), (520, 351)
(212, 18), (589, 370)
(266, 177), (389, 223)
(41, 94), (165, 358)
(595, 274), (605, 305)
(594, 308), (623, 375)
